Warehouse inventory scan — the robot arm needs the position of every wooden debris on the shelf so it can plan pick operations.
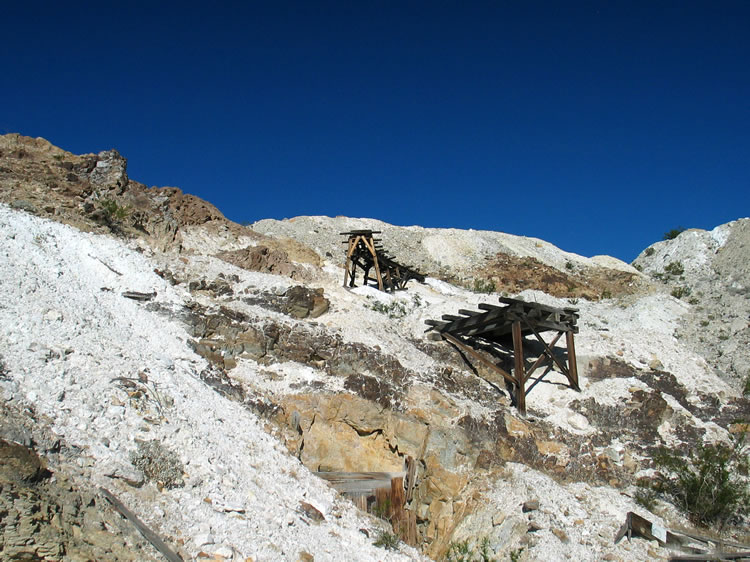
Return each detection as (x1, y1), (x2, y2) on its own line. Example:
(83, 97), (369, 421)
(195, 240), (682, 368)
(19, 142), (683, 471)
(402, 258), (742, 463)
(122, 291), (157, 301)
(99, 487), (183, 562)
(615, 511), (750, 561)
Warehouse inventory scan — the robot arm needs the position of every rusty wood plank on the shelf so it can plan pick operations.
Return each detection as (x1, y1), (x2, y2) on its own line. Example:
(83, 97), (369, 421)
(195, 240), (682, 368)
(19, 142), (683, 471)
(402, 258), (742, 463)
(457, 309), (482, 316)
(512, 320), (526, 414)
(566, 331), (580, 391)
(375, 487), (391, 519)
(405, 457), (417, 503)
(351, 493), (368, 512)
(315, 471), (405, 494)
(441, 333), (517, 387)
(441, 314), (464, 322)
(99, 488), (183, 562)
(390, 477), (405, 530)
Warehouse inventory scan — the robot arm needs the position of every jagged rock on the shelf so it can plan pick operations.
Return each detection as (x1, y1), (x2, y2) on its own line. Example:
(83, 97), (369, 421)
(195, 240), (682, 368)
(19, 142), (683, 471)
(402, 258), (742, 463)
(0, 438), (46, 483)
(88, 149), (128, 191)
(284, 286), (329, 319)
(217, 245), (305, 279)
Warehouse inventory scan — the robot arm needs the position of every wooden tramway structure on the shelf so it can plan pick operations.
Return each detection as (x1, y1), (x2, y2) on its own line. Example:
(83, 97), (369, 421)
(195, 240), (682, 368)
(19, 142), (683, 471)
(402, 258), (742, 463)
(425, 297), (580, 415)
(341, 230), (425, 292)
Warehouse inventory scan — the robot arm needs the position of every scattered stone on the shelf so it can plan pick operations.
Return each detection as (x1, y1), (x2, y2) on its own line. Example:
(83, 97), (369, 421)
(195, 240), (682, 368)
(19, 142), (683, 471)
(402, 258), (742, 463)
(552, 528), (569, 543)
(298, 501), (325, 522)
(522, 499), (539, 512)
(527, 520), (543, 532)
(648, 358), (664, 371)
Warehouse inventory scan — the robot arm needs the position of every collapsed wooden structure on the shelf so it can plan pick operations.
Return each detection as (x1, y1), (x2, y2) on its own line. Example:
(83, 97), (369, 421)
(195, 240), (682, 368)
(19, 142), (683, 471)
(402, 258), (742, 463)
(315, 457), (419, 545)
(342, 230), (425, 292)
(425, 297), (580, 415)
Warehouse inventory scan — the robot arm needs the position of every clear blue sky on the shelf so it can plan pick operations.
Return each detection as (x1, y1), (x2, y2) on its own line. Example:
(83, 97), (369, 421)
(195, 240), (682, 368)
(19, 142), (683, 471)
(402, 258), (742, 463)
(3, 1), (748, 262)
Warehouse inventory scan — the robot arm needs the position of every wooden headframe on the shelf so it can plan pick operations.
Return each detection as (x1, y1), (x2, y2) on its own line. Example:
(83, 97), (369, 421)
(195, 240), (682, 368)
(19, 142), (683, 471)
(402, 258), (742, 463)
(341, 230), (425, 292)
(426, 297), (580, 415)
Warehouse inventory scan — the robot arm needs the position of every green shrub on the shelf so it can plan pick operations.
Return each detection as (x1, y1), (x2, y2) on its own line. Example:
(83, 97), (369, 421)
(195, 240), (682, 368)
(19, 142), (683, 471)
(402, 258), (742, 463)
(664, 261), (685, 276)
(99, 198), (129, 223)
(671, 286), (691, 299)
(645, 247), (655, 257)
(647, 434), (749, 529)
(472, 278), (496, 294)
(743, 374), (750, 396)
(366, 298), (408, 319)
(374, 530), (400, 550)
(444, 537), (494, 562)
(664, 227), (686, 240)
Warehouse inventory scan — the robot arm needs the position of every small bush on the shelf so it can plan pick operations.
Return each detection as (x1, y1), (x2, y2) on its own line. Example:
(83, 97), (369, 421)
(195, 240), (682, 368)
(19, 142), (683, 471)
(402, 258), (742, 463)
(664, 261), (685, 276)
(367, 298), (408, 319)
(647, 434), (749, 529)
(374, 530), (400, 551)
(472, 278), (496, 294)
(444, 537), (494, 562)
(671, 286), (691, 299)
(645, 247), (655, 257)
(664, 227), (686, 240)
(99, 198), (129, 223)
(743, 374), (750, 396)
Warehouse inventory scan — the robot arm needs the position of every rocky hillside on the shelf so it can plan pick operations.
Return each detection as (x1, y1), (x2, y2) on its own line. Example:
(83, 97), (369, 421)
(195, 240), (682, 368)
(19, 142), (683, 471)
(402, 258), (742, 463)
(251, 216), (650, 301)
(633, 222), (750, 385)
(1, 134), (748, 561)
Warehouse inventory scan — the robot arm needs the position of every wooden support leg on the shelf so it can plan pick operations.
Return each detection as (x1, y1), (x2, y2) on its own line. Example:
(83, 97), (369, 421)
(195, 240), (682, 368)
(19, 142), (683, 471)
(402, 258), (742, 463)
(512, 320), (526, 415)
(390, 477), (406, 539)
(566, 331), (580, 391)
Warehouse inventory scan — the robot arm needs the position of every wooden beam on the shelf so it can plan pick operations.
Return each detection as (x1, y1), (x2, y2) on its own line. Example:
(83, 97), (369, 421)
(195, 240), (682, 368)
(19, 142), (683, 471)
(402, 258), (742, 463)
(512, 320), (526, 414)
(100, 488), (183, 562)
(440, 332), (518, 387)
(521, 318), (572, 378)
(566, 331), (580, 391)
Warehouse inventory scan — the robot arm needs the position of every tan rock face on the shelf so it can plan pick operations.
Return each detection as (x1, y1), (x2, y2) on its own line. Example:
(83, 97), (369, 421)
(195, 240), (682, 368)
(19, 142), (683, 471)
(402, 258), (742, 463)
(302, 419), (402, 472)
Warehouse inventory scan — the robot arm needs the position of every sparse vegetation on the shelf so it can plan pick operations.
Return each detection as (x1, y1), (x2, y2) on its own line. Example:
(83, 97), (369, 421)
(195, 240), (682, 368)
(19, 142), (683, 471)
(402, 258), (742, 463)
(509, 547), (525, 562)
(671, 286), (691, 299)
(664, 227), (686, 240)
(472, 278), (496, 294)
(664, 261), (685, 276)
(743, 373), (750, 396)
(373, 530), (400, 551)
(645, 247), (656, 257)
(366, 297), (408, 319)
(644, 434), (749, 529)
(444, 537), (494, 562)
(130, 440), (185, 490)
(99, 198), (129, 223)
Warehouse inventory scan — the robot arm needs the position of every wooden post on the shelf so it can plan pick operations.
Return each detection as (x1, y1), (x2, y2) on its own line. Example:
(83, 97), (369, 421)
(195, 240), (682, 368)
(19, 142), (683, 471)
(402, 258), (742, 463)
(390, 476), (406, 539)
(512, 320), (526, 415)
(566, 331), (580, 391)
(375, 487), (390, 519)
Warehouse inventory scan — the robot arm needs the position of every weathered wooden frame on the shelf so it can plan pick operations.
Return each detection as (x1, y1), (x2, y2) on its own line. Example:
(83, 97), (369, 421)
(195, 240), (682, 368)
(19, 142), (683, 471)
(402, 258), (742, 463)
(426, 297), (580, 415)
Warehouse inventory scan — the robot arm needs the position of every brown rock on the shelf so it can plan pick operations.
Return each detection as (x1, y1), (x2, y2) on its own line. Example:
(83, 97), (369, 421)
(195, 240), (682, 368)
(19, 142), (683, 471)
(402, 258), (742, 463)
(522, 499), (539, 512)
(298, 501), (325, 522)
